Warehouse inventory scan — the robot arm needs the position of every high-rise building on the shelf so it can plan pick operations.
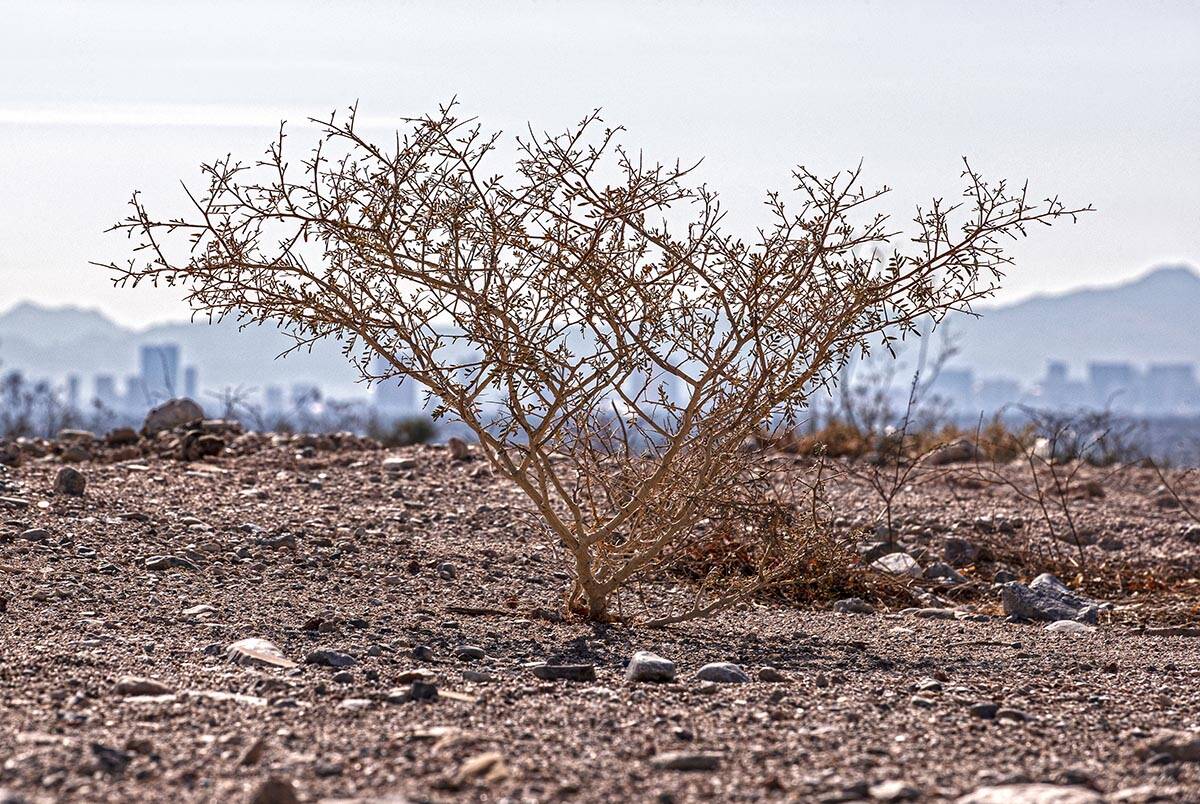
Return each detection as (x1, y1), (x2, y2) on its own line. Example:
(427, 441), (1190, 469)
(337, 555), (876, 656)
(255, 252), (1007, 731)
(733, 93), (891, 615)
(124, 374), (147, 409)
(929, 368), (974, 411)
(94, 375), (118, 410)
(139, 343), (180, 402)
(65, 374), (80, 411)
(291, 383), (321, 409)
(977, 378), (1023, 412)
(1087, 362), (1136, 409)
(375, 377), (419, 412)
(183, 365), (198, 399)
(264, 385), (285, 414)
(1037, 360), (1089, 409)
(1144, 363), (1198, 414)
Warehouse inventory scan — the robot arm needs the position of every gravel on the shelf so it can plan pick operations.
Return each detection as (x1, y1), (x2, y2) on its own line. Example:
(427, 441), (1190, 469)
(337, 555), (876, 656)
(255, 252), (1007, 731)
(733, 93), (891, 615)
(0, 442), (1198, 801)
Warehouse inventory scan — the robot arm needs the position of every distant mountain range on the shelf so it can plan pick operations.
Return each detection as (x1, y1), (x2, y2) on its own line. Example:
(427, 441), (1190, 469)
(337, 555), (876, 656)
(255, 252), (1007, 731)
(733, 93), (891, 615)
(1, 263), (1197, 398)
(949, 263), (1200, 380)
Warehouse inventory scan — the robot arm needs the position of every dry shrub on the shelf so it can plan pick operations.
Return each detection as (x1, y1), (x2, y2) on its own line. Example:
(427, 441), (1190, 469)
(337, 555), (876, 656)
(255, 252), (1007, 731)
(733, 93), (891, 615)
(674, 515), (911, 610)
(100, 102), (1086, 623)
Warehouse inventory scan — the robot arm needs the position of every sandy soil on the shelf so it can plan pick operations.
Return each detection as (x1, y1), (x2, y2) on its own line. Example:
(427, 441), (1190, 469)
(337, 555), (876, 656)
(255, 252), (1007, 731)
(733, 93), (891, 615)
(2, 436), (1200, 803)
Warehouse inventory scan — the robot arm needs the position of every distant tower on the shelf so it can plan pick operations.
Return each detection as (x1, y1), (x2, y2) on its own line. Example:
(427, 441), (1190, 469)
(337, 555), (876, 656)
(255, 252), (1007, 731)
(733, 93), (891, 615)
(1087, 362), (1137, 409)
(183, 365), (198, 399)
(65, 374), (80, 412)
(94, 375), (118, 409)
(291, 383), (321, 409)
(139, 343), (180, 402)
(124, 374), (147, 410)
(264, 385), (285, 414)
(371, 354), (420, 413)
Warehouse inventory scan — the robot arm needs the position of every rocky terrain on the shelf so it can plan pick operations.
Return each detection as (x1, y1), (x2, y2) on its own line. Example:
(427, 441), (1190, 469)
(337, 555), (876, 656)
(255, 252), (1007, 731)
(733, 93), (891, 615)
(3, 410), (1200, 803)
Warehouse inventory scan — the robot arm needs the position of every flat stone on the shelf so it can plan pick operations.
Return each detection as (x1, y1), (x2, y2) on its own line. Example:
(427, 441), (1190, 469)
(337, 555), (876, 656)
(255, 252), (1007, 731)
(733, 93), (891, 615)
(1001, 573), (1101, 623)
(146, 555), (199, 571)
(531, 664), (596, 682)
(113, 675), (173, 696)
(956, 784), (1103, 803)
(650, 751), (721, 771)
(182, 604), (215, 616)
(870, 780), (921, 801)
(696, 662), (750, 683)
(969, 701), (999, 719)
(305, 649), (356, 668)
(995, 707), (1030, 723)
(871, 551), (922, 577)
(1045, 620), (1095, 634)
(455, 644), (486, 661)
(1136, 729), (1200, 762)
(833, 597), (875, 615)
(226, 638), (296, 669)
(758, 666), (788, 682)
(625, 651), (676, 683)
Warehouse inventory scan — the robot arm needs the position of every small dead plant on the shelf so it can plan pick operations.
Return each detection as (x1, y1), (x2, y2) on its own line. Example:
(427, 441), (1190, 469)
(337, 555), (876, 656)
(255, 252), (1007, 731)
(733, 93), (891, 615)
(99, 102), (1087, 623)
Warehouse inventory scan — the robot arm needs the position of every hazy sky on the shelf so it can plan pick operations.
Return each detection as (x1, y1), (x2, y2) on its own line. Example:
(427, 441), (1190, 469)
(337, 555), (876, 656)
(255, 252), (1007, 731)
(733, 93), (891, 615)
(1, 0), (1197, 327)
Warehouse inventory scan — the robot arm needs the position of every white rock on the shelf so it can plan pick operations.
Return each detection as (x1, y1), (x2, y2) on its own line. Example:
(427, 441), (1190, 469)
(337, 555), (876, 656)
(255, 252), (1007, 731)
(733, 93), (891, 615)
(871, 552), (922, 578)
(1045, 620), (1095, 634)
(226, 637), (296, 669)
(957, 784), (1102, 804)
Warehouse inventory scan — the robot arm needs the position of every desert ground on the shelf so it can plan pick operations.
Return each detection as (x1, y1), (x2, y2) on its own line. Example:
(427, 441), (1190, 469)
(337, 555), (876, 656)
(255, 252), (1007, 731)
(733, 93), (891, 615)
(2, 424), (1200, 803)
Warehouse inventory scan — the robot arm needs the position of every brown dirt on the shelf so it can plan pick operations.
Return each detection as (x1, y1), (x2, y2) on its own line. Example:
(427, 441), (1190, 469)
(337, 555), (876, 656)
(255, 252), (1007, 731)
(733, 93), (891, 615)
(2, 440), (1200, 803)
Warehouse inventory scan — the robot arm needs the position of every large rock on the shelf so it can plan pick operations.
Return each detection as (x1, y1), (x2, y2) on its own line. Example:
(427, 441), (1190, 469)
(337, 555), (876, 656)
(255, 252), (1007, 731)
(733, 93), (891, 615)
(142, 398), (205, 436)
(1000, 573), (1102, 623)
(626, 651), (676, 683)
(53, 466), (86, 496)
(696, 662), (750, 683)
(926, 439), (976, 466)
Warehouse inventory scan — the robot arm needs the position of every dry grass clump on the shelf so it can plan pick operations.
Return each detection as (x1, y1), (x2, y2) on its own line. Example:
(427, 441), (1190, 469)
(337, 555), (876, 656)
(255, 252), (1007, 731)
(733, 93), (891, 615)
(762, 416), (1037, 465)
(673, 516), (912, 609)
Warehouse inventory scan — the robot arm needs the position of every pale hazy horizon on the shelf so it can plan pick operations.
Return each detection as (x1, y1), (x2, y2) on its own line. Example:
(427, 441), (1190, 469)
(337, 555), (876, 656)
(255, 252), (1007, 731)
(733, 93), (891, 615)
(2, 0), (1197, 327)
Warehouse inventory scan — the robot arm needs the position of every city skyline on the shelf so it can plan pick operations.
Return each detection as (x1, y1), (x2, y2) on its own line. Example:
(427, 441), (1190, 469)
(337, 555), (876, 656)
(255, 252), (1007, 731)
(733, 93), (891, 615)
(15, 317), (1200, 427)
